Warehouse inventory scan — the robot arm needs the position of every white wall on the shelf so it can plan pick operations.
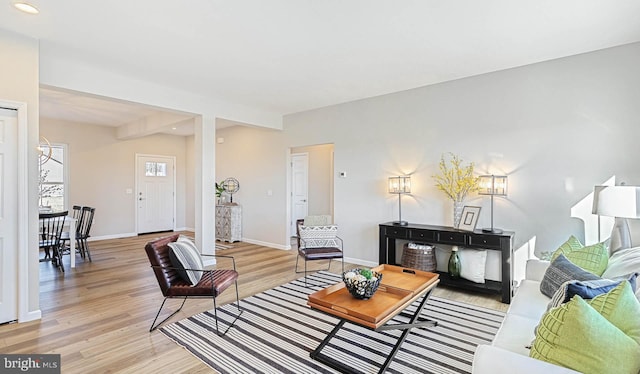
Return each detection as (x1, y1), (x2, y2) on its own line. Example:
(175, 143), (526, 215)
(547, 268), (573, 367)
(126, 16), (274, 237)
(40, 118), (191, 238)
(0, 27), (275, 322)
(217, 42), (640, 264)
(215, 126), (287, 246)
(0, 30), (40, 319)
(185, 135), (196, 230)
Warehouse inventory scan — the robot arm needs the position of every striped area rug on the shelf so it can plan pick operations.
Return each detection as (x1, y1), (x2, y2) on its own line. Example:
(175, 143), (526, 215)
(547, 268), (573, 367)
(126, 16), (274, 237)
(160, 272), (504, 374)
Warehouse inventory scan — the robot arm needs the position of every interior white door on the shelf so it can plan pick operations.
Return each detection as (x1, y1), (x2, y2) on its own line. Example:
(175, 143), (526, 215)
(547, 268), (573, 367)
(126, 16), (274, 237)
(136, 155), (175, 234)
(291, 153), (309, 235)
(0, 108), (18, 324)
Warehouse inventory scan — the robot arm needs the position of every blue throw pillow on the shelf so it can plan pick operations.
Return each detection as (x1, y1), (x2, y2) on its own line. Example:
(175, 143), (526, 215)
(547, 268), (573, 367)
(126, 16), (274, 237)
(540, 254), (601, 298)
(547, 273), (637, 309)
(567, 273), (637, 299)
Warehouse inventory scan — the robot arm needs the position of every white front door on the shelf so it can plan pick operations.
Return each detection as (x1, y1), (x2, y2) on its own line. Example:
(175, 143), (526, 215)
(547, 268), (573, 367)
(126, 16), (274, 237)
(0, 108), (18, 324)
(136, 155), (175, 234)
(291, 153), (309, 235)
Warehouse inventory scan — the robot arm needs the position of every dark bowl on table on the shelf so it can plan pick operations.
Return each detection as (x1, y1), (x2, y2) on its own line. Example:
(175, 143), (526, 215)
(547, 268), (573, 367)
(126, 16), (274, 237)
(342, 269), (383, 299)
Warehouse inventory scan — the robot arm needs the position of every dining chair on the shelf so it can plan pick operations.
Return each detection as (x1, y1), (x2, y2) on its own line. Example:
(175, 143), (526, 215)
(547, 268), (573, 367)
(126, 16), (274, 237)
(76, 206), (95, 261)
(39, 211), (68, 272)
(60, 205), (83, 258)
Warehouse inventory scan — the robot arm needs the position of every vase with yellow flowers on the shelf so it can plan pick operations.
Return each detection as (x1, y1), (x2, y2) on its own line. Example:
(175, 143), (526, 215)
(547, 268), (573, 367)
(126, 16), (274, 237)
(433, 153), (479, 228)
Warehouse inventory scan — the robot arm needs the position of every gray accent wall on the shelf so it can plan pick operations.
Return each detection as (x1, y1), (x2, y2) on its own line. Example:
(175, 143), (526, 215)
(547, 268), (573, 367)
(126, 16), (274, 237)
(217, 42), (640, 263)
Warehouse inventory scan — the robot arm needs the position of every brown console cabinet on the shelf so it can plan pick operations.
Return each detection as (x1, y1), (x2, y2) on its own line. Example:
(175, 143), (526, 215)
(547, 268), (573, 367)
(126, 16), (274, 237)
(379, 222), (515, 303)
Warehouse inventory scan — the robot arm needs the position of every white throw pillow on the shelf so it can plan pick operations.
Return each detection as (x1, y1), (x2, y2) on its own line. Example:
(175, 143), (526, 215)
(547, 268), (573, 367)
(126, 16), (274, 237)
(601, 246), (640, 301)
(168, 236), (204, 285)
(298, 225), (339, 249)
(458, 248), (488, 284)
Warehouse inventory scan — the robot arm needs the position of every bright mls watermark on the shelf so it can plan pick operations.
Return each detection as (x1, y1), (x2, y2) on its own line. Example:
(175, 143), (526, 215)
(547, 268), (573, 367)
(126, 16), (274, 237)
(0, 354), (60, 373)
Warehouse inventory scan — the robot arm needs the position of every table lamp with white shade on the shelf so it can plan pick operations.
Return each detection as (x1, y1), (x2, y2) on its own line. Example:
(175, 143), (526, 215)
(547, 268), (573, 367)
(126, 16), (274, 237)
(592, 185), (640, 246)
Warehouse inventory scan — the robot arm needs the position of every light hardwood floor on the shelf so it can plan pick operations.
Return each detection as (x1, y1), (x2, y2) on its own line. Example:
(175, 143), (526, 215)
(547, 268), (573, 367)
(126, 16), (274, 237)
(1, 232), (507, 373)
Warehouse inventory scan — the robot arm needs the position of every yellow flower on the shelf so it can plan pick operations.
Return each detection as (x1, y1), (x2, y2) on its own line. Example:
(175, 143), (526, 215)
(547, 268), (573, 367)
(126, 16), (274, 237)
(433, 153), (479, 202)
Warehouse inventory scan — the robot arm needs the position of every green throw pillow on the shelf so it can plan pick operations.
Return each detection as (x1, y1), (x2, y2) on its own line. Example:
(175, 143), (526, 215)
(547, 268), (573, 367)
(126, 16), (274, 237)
(551, 235), (584, 257)
(587, 281), (640, 345)
(530, 294), (640, 374)
(532, 281), (640, 373)
(551, 236), (608, 276)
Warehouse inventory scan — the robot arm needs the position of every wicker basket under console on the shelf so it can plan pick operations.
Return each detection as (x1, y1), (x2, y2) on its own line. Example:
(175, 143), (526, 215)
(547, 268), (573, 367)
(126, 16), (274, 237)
(401, 242), (436, 272)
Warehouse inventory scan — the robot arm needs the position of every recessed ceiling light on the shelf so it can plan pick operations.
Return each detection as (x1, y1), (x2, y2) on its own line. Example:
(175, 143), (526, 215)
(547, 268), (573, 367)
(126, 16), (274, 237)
(171, 127), (177, 130)
(13, 2), (39, 14)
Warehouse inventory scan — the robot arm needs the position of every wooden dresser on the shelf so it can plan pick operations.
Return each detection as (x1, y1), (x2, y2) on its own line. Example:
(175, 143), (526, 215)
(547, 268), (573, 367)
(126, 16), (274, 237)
(215, 204), (242, 242)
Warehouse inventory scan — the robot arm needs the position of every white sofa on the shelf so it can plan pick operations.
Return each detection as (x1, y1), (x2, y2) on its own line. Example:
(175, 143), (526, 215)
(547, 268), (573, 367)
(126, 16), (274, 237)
(472, 246), (640, 374)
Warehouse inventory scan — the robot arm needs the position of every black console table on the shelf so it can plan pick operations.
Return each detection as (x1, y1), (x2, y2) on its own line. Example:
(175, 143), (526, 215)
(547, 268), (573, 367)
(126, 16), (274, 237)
(379, 222), (515, 303)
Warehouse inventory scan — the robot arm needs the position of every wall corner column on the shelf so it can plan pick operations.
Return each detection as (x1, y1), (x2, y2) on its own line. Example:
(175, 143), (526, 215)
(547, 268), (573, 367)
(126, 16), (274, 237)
(194, 115), (216, 259)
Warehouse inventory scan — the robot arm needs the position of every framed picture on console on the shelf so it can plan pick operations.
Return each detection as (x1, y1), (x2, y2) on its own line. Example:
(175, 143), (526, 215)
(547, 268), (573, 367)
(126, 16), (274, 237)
(459, 206), (481, 231)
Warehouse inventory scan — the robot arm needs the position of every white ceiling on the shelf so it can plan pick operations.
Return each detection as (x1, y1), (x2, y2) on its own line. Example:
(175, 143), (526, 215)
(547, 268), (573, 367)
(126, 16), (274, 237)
(39, 87), (162, 127)
(38, 87), (197, 135)
(3, 0), (640, 130)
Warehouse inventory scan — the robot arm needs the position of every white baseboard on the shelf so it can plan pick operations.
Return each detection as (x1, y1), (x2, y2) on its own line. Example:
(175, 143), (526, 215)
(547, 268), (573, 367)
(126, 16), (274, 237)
(241, 237), (291, 250)
(91, 231), (192, 242)
(84, 231), (379, 272)
(88, 233), (375, 269)
(19, 309), (42, 323)
(89, 232), (137, 241)
(234, 240), (374, 267)
(238, 238), (375, 265)
(202, 258), (217, 266)
(343, 256), (378, 268)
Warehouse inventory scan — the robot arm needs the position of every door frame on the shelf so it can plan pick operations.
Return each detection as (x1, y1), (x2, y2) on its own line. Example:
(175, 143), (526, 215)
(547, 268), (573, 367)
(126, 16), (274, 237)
(134, 153), (177, 234)
(1, 99), (31, 322)
(286, 145), (335, 246)
(290, 152), (309, 236)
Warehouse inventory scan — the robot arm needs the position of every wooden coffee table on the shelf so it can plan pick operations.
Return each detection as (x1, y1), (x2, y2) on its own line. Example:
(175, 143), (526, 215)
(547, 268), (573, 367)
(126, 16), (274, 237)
(308, 264), (440, 373)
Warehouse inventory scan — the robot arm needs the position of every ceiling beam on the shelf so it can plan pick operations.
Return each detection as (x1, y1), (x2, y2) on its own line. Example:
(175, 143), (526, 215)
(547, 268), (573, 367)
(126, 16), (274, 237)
(116, 112), (192, 139)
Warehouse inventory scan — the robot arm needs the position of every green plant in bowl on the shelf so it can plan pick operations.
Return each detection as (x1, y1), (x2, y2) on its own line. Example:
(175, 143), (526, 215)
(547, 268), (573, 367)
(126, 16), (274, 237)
(360, 268), (373, 280)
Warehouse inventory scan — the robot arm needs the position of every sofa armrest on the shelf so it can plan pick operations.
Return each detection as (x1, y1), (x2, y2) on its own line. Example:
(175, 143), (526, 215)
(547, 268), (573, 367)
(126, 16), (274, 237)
(525, 259), (550, 282)
(472, 345), (580, 374)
